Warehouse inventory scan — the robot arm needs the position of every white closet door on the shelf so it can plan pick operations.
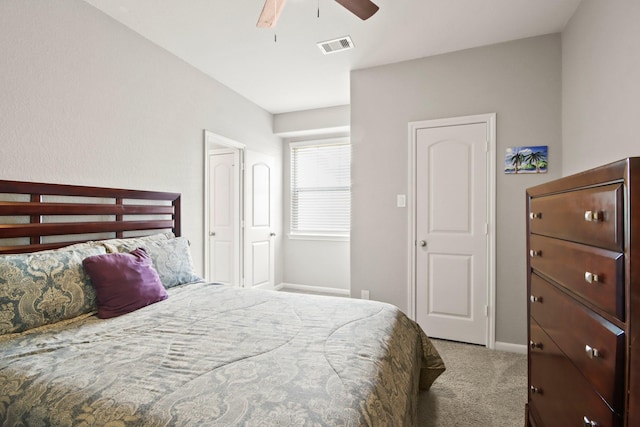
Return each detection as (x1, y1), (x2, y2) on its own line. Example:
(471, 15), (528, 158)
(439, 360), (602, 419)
(415, 122), (489, 345)
(244, 150), (275, 289)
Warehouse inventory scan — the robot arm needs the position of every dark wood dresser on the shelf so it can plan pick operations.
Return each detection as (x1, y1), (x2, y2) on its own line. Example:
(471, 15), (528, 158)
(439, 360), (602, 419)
(525, 158), (640, 427)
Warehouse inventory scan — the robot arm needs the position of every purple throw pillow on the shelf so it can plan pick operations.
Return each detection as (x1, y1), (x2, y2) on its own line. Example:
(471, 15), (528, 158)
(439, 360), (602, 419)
(82, 247), (168, 319)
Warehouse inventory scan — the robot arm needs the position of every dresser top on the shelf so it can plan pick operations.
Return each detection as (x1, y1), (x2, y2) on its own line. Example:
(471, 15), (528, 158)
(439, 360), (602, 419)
(527, 157), (640, 198)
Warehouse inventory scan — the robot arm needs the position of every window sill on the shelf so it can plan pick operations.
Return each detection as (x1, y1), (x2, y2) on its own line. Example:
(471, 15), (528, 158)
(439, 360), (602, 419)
(288, 233), (350, 242)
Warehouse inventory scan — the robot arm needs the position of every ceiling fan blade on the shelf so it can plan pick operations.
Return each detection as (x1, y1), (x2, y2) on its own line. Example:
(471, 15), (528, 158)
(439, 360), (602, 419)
(256, 0), (288, 28)
(334, 0), (379, 20)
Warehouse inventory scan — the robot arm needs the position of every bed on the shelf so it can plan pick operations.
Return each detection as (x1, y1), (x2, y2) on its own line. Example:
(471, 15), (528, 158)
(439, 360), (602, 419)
(0, 179), (445, 426)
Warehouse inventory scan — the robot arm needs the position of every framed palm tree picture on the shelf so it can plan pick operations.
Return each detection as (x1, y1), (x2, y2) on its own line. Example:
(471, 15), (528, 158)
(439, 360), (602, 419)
(504, 146), (548, 174)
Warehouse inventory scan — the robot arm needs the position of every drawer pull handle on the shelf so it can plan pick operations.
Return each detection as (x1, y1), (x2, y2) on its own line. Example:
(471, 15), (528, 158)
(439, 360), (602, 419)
(530, 295), (542, 303)
(584, 210), (603, 222)
(529, 212), (542, 220)
(530, 385), (542, 394)
(529, 340), (543, 350)
(584, 272), (599, 284)
(529, 250), (542, 257)
(585, 344), (600, 359)
(583, 416), (599, 427)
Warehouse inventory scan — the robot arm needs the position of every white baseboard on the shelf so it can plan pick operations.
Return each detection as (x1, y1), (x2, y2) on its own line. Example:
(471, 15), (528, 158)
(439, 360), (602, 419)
(494, 341), (528, 354)
(278, 282), (350, 297)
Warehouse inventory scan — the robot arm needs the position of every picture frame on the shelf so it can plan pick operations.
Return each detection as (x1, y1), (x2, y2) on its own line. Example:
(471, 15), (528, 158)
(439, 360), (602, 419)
(505, 146), (548, 174)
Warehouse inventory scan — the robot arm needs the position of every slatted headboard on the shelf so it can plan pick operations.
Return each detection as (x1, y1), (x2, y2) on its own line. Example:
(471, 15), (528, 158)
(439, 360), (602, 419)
(0, 180), (181, 255)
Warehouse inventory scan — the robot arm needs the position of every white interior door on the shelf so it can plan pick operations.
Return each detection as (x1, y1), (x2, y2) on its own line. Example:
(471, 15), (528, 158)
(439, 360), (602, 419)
(244, 150), (275, 289)
(208, 150), (240, 286)
(415, 121), (489, 345)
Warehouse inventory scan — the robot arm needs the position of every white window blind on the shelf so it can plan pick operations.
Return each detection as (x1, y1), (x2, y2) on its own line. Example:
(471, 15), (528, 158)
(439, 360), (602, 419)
(290, 140), (351, 236)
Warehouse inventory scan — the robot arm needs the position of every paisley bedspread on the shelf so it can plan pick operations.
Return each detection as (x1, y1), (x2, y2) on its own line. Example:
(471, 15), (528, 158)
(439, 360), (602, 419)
(0, 283), (445, 426)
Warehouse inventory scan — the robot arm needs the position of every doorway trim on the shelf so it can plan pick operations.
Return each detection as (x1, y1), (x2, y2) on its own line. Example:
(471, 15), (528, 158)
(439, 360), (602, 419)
(407, 113), (496, 349)
(203, 130), (246, 284)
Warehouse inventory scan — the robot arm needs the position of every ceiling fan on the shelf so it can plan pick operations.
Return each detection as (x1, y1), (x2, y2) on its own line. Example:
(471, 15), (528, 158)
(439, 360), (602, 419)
(256, 0), (379, 28)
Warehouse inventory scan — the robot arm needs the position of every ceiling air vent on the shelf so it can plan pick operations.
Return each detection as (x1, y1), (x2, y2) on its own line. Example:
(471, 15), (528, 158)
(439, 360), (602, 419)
(317, 36), (354, 55)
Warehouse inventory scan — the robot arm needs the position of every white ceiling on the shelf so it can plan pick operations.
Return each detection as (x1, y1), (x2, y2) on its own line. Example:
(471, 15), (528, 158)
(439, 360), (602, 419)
(83, 0), (582, 114)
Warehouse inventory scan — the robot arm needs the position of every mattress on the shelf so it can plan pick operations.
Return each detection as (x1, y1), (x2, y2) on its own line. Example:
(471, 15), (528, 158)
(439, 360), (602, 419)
(0, 282), (444, 426)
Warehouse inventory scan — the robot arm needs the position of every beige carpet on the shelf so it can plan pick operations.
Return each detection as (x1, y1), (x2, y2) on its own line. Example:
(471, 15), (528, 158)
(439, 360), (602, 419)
(418, 339), (527, 426)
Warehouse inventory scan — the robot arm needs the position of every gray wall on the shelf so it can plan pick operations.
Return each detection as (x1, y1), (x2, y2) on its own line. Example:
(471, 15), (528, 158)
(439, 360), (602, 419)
(351, 34), (562, 345)
(275, 107), (351, 292)
(282, 141), (350, 292)
(0, 0), (283, 283)
(562, 0), (640, 174)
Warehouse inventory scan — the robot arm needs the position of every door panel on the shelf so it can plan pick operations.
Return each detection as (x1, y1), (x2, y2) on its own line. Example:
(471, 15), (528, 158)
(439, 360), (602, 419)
(429, 141), (471, 232)
(213, 241), (232, 283)
(416, 122), (488, 345)
(251, 241), (271, 285)
(429, 254), (471, 317)
(244, 151), (275, 289)
(252, 163), (271, 227)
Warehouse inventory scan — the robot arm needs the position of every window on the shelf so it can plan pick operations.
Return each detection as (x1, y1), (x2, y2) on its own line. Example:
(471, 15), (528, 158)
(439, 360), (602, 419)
(290, 139), (351, 238)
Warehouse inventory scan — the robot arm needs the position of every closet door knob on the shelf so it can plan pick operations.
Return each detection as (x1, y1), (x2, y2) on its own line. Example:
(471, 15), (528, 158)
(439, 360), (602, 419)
(529, 212), (542, 219)
(530, 250), (542, 257)
(530, 295), (542, 303)
(530, 385), (542, 394)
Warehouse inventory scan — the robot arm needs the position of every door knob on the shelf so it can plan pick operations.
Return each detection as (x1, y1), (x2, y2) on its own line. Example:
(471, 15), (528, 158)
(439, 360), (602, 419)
(209, 231), (215, 236)
(270, 232), (276, 237)
(419, 240), (427, 247)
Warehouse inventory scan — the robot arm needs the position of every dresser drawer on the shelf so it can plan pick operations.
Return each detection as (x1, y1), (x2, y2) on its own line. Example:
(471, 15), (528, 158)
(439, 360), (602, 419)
(529, 234), (624, 320)
(530, 274), (625, 410)
(529, 319), (622, 427)
(529, 184), (623, 251)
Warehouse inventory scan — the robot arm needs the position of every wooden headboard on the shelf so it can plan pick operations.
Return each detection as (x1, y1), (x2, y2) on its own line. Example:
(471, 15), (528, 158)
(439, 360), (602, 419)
(0, 180), (181, 255)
